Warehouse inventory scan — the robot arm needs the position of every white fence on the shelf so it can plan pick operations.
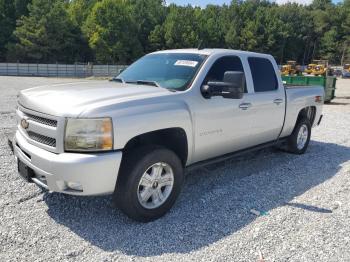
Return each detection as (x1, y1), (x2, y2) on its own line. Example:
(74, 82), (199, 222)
(0, 63), (128, 77)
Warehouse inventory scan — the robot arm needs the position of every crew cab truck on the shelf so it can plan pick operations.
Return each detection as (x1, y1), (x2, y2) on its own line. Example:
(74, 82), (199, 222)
(13, 49), (324, 222)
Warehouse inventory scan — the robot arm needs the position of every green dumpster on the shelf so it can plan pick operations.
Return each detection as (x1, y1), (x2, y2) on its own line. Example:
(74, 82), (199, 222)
(281, 75), (336, 102)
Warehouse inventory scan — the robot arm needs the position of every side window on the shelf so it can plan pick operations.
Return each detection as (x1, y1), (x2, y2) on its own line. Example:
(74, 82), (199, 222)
(248, 57), (278, 92)
(203, 56), (247, 92)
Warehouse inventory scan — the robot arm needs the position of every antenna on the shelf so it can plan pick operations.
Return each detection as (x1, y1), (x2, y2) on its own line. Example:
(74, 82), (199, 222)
(197, 40), (204, 50)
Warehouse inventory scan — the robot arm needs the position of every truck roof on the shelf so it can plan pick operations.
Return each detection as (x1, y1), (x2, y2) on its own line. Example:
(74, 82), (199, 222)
(152, 48), (273, 59)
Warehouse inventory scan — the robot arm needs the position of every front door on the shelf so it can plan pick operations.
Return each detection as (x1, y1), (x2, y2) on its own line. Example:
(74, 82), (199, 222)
(193, 56), (253, 162)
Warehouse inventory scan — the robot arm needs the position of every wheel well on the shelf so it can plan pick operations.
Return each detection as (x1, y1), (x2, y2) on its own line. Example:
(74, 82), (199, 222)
(123, 128), (188, 166)
(297, 106), (316, 125)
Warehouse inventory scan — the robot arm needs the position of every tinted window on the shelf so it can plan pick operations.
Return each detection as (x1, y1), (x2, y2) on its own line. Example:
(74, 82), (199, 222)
(203, 56), (246, 92)
(248, 57), (278, 92)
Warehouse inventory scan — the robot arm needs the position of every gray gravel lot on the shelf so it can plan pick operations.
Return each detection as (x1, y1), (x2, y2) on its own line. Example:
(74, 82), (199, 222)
(0, 76), (349, 262)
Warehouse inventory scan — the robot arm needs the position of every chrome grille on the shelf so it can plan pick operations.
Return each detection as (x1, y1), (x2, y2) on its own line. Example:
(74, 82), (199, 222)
(17, 105), (62, 153)
(27, 131), (56, 147)
(25, 112), (57, 127)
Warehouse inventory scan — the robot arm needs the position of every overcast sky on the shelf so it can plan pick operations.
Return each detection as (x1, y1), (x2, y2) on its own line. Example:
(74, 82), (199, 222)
(167, 0), (342, 7)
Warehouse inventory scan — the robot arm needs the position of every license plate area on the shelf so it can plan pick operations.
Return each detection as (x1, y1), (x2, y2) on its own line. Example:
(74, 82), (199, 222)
(17, 159), (34, 182)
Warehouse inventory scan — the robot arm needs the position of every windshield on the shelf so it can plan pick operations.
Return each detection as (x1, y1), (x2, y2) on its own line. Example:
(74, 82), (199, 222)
(117, 53), (207, 91)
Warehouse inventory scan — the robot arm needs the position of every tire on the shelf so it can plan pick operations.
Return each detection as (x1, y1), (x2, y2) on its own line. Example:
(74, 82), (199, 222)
(286, 118), (311, 154)
(113, 146), (184, 222)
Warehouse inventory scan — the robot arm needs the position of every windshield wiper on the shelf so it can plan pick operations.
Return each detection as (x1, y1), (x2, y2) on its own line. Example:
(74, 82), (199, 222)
(110, 77), (125, 83)
(124, 79), (178, 91)
(137, 80), (160, 87)
(126, 80), (161, 87)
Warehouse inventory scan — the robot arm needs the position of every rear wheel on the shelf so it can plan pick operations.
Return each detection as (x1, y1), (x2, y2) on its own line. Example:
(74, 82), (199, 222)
(113, 146), (184, 222)
(286, 118), (311, 154)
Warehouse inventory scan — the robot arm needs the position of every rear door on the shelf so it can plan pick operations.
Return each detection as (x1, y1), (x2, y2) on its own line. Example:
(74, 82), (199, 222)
(245, 57), (285, 145)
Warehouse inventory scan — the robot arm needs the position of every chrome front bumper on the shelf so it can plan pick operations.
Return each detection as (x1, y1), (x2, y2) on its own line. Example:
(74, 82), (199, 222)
(13, 131), (122, 196)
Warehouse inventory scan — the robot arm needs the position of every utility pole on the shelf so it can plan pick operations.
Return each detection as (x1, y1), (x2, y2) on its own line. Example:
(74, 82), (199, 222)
(311, 39), (317, 61)
(340, 40), (348, 66)
(280, 37), (287, 65)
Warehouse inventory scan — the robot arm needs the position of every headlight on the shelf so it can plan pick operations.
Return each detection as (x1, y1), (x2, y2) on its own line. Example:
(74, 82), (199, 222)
(64, 118), (113, 152)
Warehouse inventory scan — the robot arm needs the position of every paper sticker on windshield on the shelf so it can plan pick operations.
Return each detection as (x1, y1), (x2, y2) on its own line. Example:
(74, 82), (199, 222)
(174, 60), (198, 67)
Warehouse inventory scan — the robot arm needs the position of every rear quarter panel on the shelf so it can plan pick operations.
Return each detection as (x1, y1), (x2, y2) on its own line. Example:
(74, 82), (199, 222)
(281, 86), (324, 137)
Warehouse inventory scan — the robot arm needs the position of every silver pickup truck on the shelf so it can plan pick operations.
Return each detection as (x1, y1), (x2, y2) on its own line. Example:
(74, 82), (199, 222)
(13, 49), (324, 221)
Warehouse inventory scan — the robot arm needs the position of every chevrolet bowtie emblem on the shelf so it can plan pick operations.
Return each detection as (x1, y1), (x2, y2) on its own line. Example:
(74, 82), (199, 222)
(21, 118), (29, 129)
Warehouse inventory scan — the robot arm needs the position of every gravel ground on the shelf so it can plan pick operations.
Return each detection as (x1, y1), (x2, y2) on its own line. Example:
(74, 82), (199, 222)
(0, 76), (349, 262)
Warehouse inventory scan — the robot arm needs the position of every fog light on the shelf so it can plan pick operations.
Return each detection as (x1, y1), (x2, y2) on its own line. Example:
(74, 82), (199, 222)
(67, 182), (83, 192)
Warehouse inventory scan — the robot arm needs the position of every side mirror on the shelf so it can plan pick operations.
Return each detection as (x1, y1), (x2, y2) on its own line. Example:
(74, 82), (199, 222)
(201, 71), (245, 99)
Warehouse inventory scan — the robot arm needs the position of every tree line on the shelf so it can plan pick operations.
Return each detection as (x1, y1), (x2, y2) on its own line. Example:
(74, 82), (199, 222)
(0, 0), (349, 65)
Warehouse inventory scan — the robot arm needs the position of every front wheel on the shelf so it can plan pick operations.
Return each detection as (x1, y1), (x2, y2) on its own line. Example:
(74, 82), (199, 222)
(286, 118), (311, 154)
(113, 146), (184, 222)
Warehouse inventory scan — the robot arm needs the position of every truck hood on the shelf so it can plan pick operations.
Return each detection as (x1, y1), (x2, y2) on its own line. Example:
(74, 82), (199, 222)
(18, 81), (171, 116)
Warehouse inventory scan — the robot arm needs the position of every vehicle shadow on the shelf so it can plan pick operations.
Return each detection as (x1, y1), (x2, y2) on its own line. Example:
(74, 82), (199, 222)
(44, 140), (350, 257)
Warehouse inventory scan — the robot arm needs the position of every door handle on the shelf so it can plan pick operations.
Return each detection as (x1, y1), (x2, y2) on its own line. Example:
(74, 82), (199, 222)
(273, 98), (283, 105)
(239, 103), (252, 110)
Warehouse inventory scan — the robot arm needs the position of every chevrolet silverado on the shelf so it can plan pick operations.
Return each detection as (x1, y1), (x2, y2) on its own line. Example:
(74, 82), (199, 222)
(13, 49), (324, 221)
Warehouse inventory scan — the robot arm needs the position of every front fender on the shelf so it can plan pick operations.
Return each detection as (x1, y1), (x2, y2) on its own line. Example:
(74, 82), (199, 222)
(112, 101), (194, 164)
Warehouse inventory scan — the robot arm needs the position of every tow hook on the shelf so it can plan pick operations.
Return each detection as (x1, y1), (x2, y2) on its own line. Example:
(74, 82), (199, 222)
(8, 138), (14, 154)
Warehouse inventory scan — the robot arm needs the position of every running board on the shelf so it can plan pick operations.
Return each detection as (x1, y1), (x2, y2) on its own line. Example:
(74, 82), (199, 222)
(186, 138), (287, 172)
